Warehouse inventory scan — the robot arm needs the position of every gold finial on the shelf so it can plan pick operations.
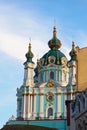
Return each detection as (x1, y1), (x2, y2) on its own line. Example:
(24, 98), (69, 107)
(53, 25), (57, 38)
(29, 43), (31, 52)
(28, 38), (31, 52)
(53, 18), (57, 38)
(72, 41), (75, 50)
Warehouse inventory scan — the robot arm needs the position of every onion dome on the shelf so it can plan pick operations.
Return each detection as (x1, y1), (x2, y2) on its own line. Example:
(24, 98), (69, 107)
(48, 26), (62, 50)
(37, 26), (67, 66)
(69, 41), (77, 61)
(38, 26), (67, 66)
(25, 42), (34, 63)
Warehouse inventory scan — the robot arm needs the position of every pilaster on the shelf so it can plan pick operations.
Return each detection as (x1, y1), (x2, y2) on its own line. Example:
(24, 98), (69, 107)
(22, 94), (26, 119)
(39, 90), (44, 118)
(56, 89), (61, 117)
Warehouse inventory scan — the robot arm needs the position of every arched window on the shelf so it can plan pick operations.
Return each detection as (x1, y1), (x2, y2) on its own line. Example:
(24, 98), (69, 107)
(48, 108), (53, 117)
(50, 71), (54, 79)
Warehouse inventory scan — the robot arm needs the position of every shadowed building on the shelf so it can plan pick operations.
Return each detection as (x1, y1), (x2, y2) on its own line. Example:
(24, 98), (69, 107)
(69, 89), (87, 130)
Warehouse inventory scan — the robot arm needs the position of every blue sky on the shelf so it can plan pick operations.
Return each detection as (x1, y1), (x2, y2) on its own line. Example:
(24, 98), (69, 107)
(0, 0), (87, 128)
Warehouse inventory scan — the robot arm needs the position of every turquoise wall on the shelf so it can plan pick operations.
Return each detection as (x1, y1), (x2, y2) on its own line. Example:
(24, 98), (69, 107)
(43, 88), (57, 118)
(35, 85), (66, 119)
(36, 94), (40, 117)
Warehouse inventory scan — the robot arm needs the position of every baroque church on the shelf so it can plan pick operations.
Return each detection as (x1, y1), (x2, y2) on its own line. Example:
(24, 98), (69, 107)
(8, 26), (77, 130)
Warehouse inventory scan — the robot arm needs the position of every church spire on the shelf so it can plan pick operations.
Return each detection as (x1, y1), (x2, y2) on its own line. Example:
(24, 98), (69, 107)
(69, 41), (76, 61)
(72, 41), (75, 50)
(25, 40), (34, 63)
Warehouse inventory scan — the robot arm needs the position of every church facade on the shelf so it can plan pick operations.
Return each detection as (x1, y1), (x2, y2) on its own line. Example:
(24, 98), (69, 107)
(16, 26), (77, 130)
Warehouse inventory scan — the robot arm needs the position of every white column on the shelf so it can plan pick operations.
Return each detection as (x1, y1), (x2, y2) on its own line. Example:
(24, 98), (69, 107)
(72, 64), (76, 85)
(64, 93), (67, 117)
(56, 93), (59, 118)
(22, 94), (26, 119)
(30, 95), (32, 116)
(33, 94), (36, 117)
(26, 95), (28, 119)
(56, 89), (61, 118)
(39, 94), (44, 118)
(58, 93), (61, 117)
(27, 94), (30, 119)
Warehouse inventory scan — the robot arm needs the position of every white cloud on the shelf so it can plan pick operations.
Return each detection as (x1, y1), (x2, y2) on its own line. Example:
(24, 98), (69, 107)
(0, 1), (87, 66)
(0, 3), (51, 63)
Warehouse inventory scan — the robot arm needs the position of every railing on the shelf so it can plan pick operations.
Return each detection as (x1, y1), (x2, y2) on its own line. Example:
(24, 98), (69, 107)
(35, 116), (66, 120)
(7, 116), (66, 122)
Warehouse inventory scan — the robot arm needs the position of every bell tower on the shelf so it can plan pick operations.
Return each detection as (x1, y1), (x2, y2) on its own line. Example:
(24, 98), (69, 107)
(23, 42), (34, 87)
(17, 41), (34, 120)
(68, 41), (77, 86)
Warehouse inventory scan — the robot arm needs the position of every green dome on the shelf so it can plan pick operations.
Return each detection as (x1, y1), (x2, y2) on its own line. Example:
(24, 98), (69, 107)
(40, 49), (67, 65)
(26, 51), (34, 60)
(26, 51), (33, 59)
(38, 26), (67, 66)
(69, 41), (76, 61)
(25, 43), (34, 63)
(48, 26), (62, 50)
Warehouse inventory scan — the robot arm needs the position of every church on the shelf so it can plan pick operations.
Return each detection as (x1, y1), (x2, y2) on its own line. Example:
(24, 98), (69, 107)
(8, 26), (77, 130)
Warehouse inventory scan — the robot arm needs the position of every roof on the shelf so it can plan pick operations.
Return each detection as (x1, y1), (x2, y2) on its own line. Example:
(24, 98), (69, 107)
(41, 49), (66, 65)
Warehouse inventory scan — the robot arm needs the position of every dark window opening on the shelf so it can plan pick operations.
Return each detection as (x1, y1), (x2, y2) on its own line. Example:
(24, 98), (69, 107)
(50, 71), (54, 79)
(48, 108), (53, 117)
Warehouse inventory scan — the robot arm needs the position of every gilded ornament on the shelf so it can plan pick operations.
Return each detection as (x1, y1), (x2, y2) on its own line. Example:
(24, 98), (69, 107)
(46, 92), (54, 102)
(47, 80), (54, 87)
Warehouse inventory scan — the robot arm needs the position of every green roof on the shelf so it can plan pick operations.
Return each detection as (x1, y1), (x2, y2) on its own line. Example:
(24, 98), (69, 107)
(42, 49), (66, 65)
(43, 50), (65, 59)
